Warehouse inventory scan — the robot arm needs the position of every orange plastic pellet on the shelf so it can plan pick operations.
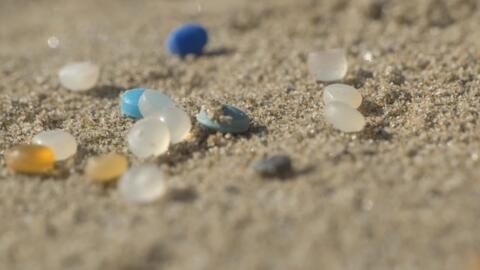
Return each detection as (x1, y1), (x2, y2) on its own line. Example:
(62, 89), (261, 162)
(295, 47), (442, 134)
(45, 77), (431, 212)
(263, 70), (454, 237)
(4, 144), (55, 174)
(85, 153), (128, 183)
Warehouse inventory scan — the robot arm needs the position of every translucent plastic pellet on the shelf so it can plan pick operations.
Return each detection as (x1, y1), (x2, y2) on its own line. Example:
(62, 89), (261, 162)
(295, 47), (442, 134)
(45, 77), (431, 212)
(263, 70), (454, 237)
(118, 164), (167, 204)
(138, 89), (176, 117)
(323, 84), (362, 108)
(58, 62), (100, 91)
(308, 49), (347, 82)
(127, 117), (171, 158)
(5, 144), (55, 174)
(32, 129), (77, 160)
(324, 101), (366, 132)
(85, 153), (128, 182)
(150, 106), (191, 144)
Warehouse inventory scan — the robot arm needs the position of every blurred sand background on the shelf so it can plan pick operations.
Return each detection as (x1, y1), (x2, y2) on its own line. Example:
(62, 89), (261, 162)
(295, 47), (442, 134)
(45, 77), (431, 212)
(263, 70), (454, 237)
(1, 0), (480, 269)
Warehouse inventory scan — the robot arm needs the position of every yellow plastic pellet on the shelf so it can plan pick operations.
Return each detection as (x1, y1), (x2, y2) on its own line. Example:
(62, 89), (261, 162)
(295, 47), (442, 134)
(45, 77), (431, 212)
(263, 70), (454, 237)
(85, 153), (128, 182)
(5, 144), (55, 174)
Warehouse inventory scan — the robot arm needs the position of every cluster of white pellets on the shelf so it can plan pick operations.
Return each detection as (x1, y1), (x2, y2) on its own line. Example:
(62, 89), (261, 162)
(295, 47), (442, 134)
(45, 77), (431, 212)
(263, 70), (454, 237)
(26, 127), (167, 204)
(53, 64), (177, 204)
(323, 84), (366, 132)
(122, 89), (192, 202)
(308, 49), (366, 132)
(127, 89), (192, 158)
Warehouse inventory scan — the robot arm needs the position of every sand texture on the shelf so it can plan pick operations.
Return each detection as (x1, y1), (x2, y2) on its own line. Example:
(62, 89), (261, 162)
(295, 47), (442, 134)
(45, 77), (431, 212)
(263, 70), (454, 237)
(1, 0), (480, 269)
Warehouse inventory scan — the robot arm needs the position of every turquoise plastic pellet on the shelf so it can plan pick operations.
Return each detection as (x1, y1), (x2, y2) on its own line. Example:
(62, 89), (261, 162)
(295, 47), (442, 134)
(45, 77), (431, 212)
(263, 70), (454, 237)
(120, 88), (145, 119)
(196, 104), (249, 133)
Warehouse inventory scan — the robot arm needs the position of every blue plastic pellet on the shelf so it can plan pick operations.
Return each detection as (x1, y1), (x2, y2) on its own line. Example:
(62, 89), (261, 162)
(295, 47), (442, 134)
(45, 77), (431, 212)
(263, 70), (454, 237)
(165, 23), (208, 57)
(196, 104), (249, 134)
(120, 88), (145, 119)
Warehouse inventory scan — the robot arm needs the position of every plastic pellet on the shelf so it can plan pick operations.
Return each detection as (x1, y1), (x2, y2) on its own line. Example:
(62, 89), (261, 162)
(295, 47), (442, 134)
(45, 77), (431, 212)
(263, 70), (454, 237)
(150, 106), (191, 144)
(308, 49), (347, 82)
(252, 155), (293, 178)
(127, 117), (171, 158)
(5, 144), (55, 174)
(85, 153), (128, 182)
(138, 89), (176, 117)
(323, 83), (362, 108)
(324, 101), (366, 132)
(196, 104), (250, 133)
(166, 23), (208, 57)
(32, 130), (77, 161)
(119, 164), (167, 204)
(58, 62), (100, 91)
(120, 88), (145, 119)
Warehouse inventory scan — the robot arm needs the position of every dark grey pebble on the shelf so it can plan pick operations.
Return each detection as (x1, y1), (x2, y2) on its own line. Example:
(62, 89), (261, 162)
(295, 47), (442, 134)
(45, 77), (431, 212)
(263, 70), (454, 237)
(252, 155), (293, 178)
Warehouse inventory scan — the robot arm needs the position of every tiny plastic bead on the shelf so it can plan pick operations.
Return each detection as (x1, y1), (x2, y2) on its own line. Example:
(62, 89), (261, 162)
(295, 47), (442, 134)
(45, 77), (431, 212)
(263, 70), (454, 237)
(324, 101), (366, 132)
(118, 164), (167, 204)
(196, 104), (250, 133)
(85, 153), (128, 182)
(308, 49), (347, 82)
(166, 23), (208, 57)
(252, 155), (293, 178)
(5, 144), (55, 174)
(120, 88), (145, 119)
(32, 129), (77, 161)
(127, 117), (171, 158)
(323, 84), (362, 108)
(150, 106), (191, 144)
(58, 62), (100, 91)
(138, 89), (176, 117)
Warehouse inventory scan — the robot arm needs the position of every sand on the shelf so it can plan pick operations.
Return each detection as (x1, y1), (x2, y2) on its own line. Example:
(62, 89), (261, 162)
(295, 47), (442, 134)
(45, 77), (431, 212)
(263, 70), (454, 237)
(1, 0), (480, 269)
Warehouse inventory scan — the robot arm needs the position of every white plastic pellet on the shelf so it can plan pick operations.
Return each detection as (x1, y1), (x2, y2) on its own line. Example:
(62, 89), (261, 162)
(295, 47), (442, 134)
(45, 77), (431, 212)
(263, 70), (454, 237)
(324, 101), (366, 132)
(118, 164), (167, 204)
(32, 129), (77, 160)
(149, 106), (191, 144)
(308, 49), (347, 82)
(323, 83), (362, 108)
(138, 89), (176, 117)
(127, 117), (171, 158)
(58, 62), (100, 91)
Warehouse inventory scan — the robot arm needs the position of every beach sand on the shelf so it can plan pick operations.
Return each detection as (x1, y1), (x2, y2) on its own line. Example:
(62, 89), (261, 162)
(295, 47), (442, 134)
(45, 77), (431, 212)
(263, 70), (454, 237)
(1, 0), (480, 269)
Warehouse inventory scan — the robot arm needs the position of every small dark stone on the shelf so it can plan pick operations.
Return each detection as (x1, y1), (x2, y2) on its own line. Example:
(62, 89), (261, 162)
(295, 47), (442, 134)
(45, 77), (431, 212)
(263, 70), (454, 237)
(252, 155), (293, 178)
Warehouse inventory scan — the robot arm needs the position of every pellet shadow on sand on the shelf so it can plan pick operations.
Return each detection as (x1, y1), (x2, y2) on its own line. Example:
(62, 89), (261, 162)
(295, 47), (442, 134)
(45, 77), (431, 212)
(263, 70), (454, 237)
(359, 99), (384, 117)
(157, 122), (268, 166)
(16, 165), (72, 181)
(167, 187), (197, 203)
(258, 165), (315, 181)
(358, 123), (393, 141)
(86, 85), (125, 99)
(203, 47), (236, 57)
(357, 99), (392, 141)
(119, 243), (169, 270)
